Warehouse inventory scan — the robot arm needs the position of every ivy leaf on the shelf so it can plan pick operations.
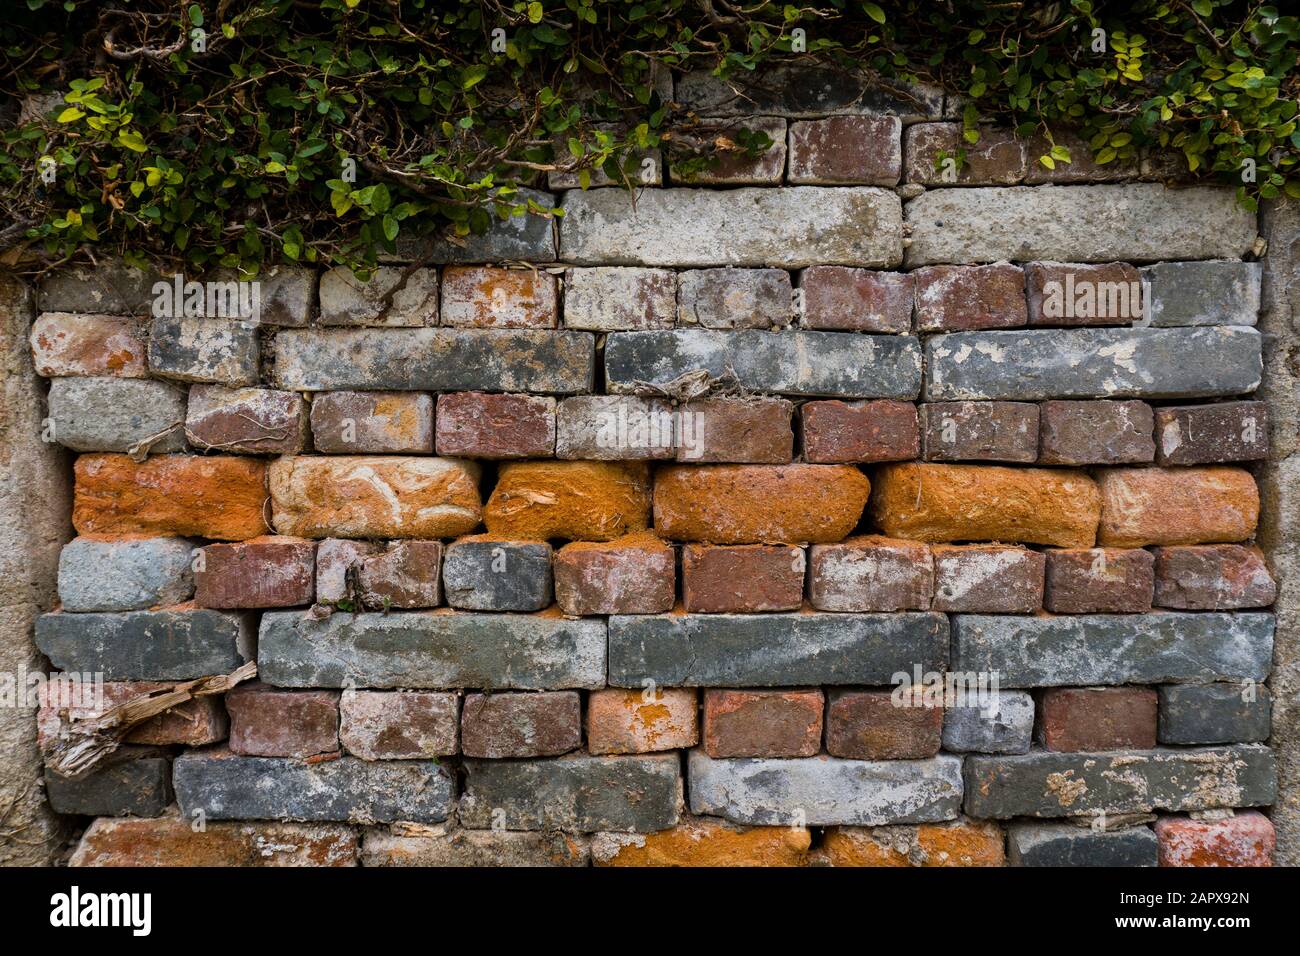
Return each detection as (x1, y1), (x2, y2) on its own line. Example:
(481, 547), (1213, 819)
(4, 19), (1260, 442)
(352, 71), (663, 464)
(382, 214), (399, 241)
(462, 65), (489, 90)
(528, 2), (543, 24)
(117, 129), (148, 152)
(863, 3), (886, 24)
(56, 107), (84, 123)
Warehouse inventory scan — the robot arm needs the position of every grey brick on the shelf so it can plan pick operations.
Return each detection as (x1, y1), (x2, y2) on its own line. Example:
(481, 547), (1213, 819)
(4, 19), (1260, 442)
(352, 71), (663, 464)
(1140, 260), (1261, 326)
(318, 266), (438, 327)
(1158, 683), (1271, 745)
(1008, 822), (1158, 866)
(941, 691), (1034, 754)
(362, 825), (589, 866)
(44, 747), (172, 817)
(925, 327), (1261, 401)
(677, 268), (793, 329)
(57, 536), (195, 612)
(47, 377), (186, 453)
(38, 260), (161, 314)
(556, 395), (676, 460)
(562, 267), (676, 331)
(148, 317), (260, 385)
(441, 539), (553, 611)
(389, 188), (557, 263)
(676, 64), (943, 122)
(210, 264), (316, 326)
(35, 609), (249, 680)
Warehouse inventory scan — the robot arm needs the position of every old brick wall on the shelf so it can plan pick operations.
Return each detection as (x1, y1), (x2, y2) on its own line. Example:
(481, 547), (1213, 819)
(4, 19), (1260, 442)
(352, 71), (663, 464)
(10, 67), (1294, 867)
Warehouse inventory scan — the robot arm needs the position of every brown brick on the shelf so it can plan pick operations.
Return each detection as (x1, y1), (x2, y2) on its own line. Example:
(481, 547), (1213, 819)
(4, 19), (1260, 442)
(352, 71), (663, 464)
(340, 691), (459, 759)
(226, 683), (340, 758)
(1038, 400), (1155, 465)
(38, 680), (227, 751)
(913, 263), (1026, 332)
(1037, 687), (1158, 752)
(486, 461), (651, 541)
(435, 392), (556, 459)
(679, 397), (794, 463)
(460, 691), (581, 758)
(186, 385), (308, 455)
(703, 689), (824, 759)
(808, 535), (932, 612)
(681, 544), (804, 613)
(825, 688), (943, 760)
(315, 538), (383, 605)
(799, 267), (913, 333)
(1155, 401), (1269, 465)
(1153, 544), (1276, 610)
(31, 312), (148, 378)
(593, 816), (809, 867)
(1154, 811), (1274, 867)
(931, 544), (1045, 613)
(801, 399), (919, 463)
(195, 536), (315, 608)
(439, 266), (558, 329)
(816, 819), (1006, 867)
(920, 401), (1038, 463)
(871, 462), (1100, 548)
(553, 532), (675, 615)
(654, 463), (870, 545)
(1043, 547), (1154, 614)
(358, 540), (443, 609)
(73, 454), (269, 541)
(788, 116), (901, 185)
(310, 391), (434, 454)
(1096, 466), (1258, 547)
(903, 123), (1028, 186)
(586, 688), (699, 755)
(1025, 262), (1144, 325)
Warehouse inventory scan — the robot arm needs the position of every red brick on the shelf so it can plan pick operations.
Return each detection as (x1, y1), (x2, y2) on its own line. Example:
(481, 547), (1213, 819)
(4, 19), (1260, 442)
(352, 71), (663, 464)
(825, 688), (943, 759)
(435, 392), (556, 458)
(195, 536), (316, 609)
(70, 812), (358, 866)
(186, 385), (308, 455)
(460, 691), (581, 758)
(914, 263), (1026, 332)
(904, 123), (1028, 186)
(1038, 400), (1155, 465)
(1037, 687), (1157, 752)
(703, 689), (824, 758)
(921, 401), (1039, 463)
(440, 266), (558, 329)
(799, 267), (913, 333)
(357, 540), (443, 609)
(310, 391), (434, 454)
(587, 688), (699, 755)
(340, 691), (459, 759)
(808, 535), (932, 612)
(801, 399), (919, 464)
(1153, 544), (1277, 610)
(788, 116), (901, 185)
(38, 680), (227, 752)
(1155, 401), (1269, 466)
(1154, 811), (1274, 867)
(1025, 262), (1144, 325)
(31, 312), (149, 378)
(931, 544), (1045, 613)
(1043, 547), (1154, 614)
(678, 398), (794, 463)
(669, 117), (788, 186)
(681, 544), (804, 613)
(553, 532), (675, 615)
(226, 683), (340, 758)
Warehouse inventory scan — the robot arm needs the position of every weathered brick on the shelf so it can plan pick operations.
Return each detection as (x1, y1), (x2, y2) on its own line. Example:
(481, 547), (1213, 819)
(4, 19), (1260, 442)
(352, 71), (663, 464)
(703, 688), (823, 758)
(186, 385), (307, 454)
(269, 455), (481, 539)
(931, 545), (1044, 614)
(1038, 400), (1155, 465)
(47, 377), (186, 453)
(904, 185), (1256, 266)
(963, 745), (1276, 819)
(460, 753), (681, 833)
(826, 688), (943, 760)
(273, 328), (594, 394)
(362, 825), (587, 867)
(70, 813), (358, 867)
(1043, 547), (1154, 614)
(195, 536), (315, 609)
(390, 187), (556, 264)
(809, 536), (932, 612)
(609, 611), (948, 688)
(1024, 129), (1140, 184)
(38, 261), (160, 315)
(435, 392), (555, 458)
(259, 609), (605, 689)
(816, 819), (1006, 867)
(586, 688), (699, 755)
(787, 115), (901, 185)
(1140, 260), (1261, 326)
(45, 747), (172, 817)
(654, 463), (870, 545)
(681, 544), (804, 613)
(340, 690), (459, 759)
(920, 401), (1038, 462)
(677, 268), (792, 329)
(689, 750), (963, 826)
(73, 453), (269, 540)
(678, 397), (793, 464)
(485, 460), (650, 541)
(226, 682), (340, 758)
(925, 327), (1262, 401)
(562, 267), (675, 332)
(57, 535), (195, 612)
(914, 263), (1026, 332)
(1153, 544), (1276, 610)
(441, 537), (553, 612)
(951, 612), (1273, 687)
(1154, 401), (1269, 465)
(35, 608), (249, 680)
(31, 312), (148, 378)
(553, 533), (675, 616)
(801, 399), (919, 463)
(1097, 466), (1258, 547)
(668, 117), (788, 186)
(440, 266), (557, 329)
(212, 263), (315, 327)
(1025, 262), (1144, 326)
(799, 267), (913, 333)
(608, 329), (921, 400)
(357, 541), (442, 609)
(148, 317), (259, 385)
(37, 679), (226, 750)
(1037, 687), (1158, 752)
(314, 538), (382, 605)
(870, 462), (1100, 548)
(549, 135), (661, 189)
(561, 187), (904, 268)
(1154, 811), (1274, 866)
(309, 391), (433, 454)
(461, 691), (581, 758)
(555, 395), (676, 460)
(1158, 684), (1271, 746)
(1007, 823), (1157, 867)
(318, 266), (438, 326)
(904, 123), (1028, 185)
(174, 748), (452, 823)
(942, 691), (1034, 755)
(593, 816), (809, 867)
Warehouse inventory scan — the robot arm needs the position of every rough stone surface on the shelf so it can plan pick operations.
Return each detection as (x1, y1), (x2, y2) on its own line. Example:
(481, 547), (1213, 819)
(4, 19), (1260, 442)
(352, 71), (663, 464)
(800, 399), (919, 463)
(149, 317), (259, 385)
(30, 312), (148, 378)
(38, 261), (159, 314)
(1153, 544), (1277, 610)
(440, 266), (557, 329)
(318, 266), (438, 326)
(675, 64), (943, 122)
(36, 608), (249, 680)
(553, 533), (675, 615)
(677, 268), (793, 329)
(1097, 466), (1259, 547)
(485, 461), (650, 541)
(461, 691), (581, 758)
(809, 535), (933, 612)
(1037, 687), (1159, 752)
(562, 267), (676, 332)
(913, 263), (1027, 332)
(788, 115), (902, 186)
(1158, 683), (1271, 745)
(70, 813), (358, 867)
(1007, 823), (1158, 866)
(798, 267), (913, 333)
(931, 544), (1044, 613)
(226, 682), (340, 758)
(57, 535), (195, 612)
(38, 679), (227, 750)
(309, 391), (433, 454)
(441, 537), (553, 612)
(186, 385), (307, 454)
(1042, 547), (1155, 614)
(920, 400), (1038, 462)
(47, 376), (186, 453)
(213, 264), (315, 327)
(1154, 401), (1269, 465)
(1154, 810), (1274, 866)
(681, 544), (804, 613)
(195, 536), (315, 609)
(340, 690), (459, 759)
(314, 538), (382, 605)
(942, 692), (1034, 755)
(362, 825), (588, 867)
(390, 188), (557, 264)
(1141, 260), (1262, 326)
(1038, 400), (1155, 465)
(702, 688), (824, 759)
(586, 688), (699, 755)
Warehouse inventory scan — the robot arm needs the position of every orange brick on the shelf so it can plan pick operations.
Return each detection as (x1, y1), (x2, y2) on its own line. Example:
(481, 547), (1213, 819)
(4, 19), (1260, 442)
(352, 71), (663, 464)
(586, 688), (699, 754)
(440, 266), (558, 329)
(485, 461), (651, 541)
(1154, 811), (1274, 867)
(592, 816), (809, 867)
(1097, 466), (1259, 547)
(815, 819), (1005, 867)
